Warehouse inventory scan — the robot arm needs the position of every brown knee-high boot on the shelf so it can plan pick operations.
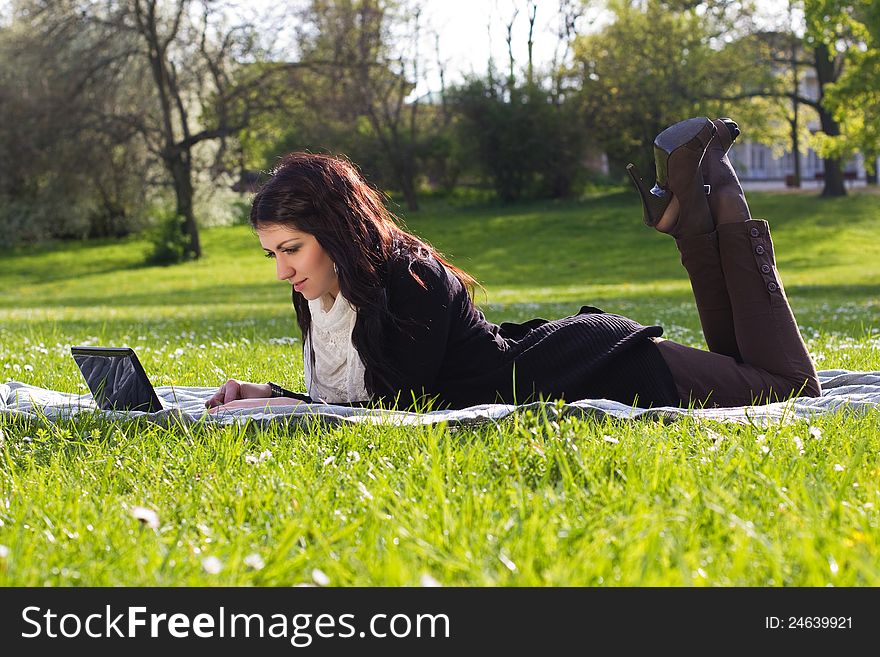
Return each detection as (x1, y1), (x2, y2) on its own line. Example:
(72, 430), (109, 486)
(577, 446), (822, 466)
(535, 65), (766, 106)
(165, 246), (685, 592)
(657, 220), (820, 407)
(717, 219), (819, 395)
(654, 118), (820, 406)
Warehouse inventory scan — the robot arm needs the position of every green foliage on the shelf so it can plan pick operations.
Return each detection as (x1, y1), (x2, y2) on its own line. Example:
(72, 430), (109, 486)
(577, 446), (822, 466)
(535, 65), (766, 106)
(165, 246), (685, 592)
(451, 79), (587, 201)
(144, 208), (191, 266)
(804, 0), (880, 169)
(231, 199), (253, 226)
(0, 2), (152, 244)
(572, 0), (771, 176)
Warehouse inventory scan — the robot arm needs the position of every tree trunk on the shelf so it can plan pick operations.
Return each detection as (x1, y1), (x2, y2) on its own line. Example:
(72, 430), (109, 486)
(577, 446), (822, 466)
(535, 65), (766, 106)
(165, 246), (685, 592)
(817, 107), (846, 198)
(169, 152), (201, 259)
(789, 20), (801, 188)
(789, 117), (801, 188)
(390, 144), (419, 211)
(867, 156), (878, 185)
(814, 43), (846, 197)
(399, 167), (419, 211)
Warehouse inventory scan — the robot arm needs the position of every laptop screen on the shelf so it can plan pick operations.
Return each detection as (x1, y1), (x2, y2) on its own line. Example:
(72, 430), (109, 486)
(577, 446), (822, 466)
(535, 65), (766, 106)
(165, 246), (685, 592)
(72, 348), (162, 412)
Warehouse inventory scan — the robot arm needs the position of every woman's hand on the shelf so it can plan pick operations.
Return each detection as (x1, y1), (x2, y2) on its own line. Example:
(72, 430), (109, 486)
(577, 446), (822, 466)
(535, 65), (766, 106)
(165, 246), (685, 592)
(205, 379), (272, 409)
(205, 397), (305, 414)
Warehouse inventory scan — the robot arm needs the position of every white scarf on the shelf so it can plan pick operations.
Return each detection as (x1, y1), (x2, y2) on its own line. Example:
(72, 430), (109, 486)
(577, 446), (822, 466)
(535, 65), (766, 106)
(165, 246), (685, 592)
(303, 292), (369, 403)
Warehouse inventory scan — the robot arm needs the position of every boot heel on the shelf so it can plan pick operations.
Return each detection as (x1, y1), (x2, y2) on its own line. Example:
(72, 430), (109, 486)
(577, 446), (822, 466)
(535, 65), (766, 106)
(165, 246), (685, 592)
(626, 162), (670, 227)
(627, 116), (717, 238)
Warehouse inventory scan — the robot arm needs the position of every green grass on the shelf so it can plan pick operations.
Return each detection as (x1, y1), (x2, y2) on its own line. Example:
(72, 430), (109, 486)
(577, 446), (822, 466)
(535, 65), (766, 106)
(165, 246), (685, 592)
(1, 188), (879, 585)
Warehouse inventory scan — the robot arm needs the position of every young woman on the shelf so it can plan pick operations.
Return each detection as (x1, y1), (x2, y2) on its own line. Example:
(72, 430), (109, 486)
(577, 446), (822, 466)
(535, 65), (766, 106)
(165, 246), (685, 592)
(206, 117), (820, 413)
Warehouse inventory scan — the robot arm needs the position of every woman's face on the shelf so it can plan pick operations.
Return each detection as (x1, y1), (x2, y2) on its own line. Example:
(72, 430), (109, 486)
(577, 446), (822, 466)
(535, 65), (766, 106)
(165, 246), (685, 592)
(257, 224), (339, 301)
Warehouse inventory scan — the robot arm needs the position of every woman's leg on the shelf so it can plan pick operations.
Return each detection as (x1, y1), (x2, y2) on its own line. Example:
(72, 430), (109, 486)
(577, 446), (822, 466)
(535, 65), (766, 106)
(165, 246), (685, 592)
(668, 118), (745, 362)
(673, 230), (741, 361)
(642, 118), (820, 406)
(657, 218), (820, 406)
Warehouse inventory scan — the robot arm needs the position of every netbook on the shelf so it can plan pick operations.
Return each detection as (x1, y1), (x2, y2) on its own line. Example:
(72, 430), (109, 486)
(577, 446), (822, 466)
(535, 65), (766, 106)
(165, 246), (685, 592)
(71, 346), (165, 412)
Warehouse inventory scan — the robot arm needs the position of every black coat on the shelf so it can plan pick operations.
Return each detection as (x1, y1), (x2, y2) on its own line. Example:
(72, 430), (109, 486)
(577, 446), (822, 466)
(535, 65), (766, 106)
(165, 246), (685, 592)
(352, 251), (679, 410)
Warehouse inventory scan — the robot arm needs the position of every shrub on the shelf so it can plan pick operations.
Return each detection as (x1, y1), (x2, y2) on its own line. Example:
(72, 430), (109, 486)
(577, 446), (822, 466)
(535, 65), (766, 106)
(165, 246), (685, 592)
(231, 199), (252, 226)
(451, 79), (588, 201)
(144, 208), (190, 265)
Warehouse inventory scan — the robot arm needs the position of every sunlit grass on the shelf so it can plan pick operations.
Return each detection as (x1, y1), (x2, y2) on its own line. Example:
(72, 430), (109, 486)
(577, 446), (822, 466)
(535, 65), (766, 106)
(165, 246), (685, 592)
(0, 188), (878, 585)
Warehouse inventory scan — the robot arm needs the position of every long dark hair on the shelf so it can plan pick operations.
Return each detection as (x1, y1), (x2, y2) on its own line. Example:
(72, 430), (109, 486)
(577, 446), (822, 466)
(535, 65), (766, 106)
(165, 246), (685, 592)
(249, 152), (478, 396)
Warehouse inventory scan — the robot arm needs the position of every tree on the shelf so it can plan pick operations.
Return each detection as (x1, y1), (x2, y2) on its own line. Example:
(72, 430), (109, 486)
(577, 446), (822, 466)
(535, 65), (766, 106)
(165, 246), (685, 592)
(449, 2), (587, 202)
(27, 0), (287, 258)
(740, 26), (821, 190)
(0, 2), (151, 243)
(292, 0), (425, 211)
(572, 0), (763, 177)
(805, 0), (880, 186)
(721, 0), (874, 196)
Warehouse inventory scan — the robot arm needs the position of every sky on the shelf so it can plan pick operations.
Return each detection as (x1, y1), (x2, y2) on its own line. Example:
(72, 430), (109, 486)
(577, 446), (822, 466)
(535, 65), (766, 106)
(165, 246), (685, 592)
(407, 0), (793, 96)
(417, 0), (588, 90)
(0, 0), (792, 94)
(249, 0), (600, 95)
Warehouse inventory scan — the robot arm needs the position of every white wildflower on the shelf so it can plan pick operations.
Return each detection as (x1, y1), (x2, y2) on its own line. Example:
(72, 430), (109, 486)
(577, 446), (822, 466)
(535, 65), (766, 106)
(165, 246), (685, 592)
(244, 554), (265, 571)
(130, 506), (160, 529)
(833, 463), (845, 472)
(0, 545), (8, 559)
(312, 568), (330, 586)
(420, 574), (442, 587)
(498, 552), (517, 572)
(602, 435), (619, 444)
(357, 481), (373, 501)
(707, 430), (725, 452)
(322, 455), (335, 467)
(809, 426), (823, 440)
(246, 450), (271, 464)
(202, 556), (223, 574)
(792, 435), (804, 455)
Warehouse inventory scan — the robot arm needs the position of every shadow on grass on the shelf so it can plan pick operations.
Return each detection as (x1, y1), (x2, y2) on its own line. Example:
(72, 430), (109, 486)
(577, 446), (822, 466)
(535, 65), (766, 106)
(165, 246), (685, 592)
(0, 281), (290, 309)
(0, 241), (158, 286)
(2, 282), (875, 339)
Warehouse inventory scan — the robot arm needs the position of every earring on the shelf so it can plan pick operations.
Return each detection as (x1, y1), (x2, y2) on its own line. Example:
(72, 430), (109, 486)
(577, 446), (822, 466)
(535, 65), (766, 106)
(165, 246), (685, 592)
(333, 263), (338, 276)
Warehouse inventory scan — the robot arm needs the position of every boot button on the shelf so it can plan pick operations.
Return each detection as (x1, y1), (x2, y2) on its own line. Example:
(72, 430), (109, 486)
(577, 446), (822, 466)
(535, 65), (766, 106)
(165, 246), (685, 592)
(755, 245), (765, 255)
(761, 264), (771, 273)
(767, 282), (778, 292)
(750, 227), (760, 237)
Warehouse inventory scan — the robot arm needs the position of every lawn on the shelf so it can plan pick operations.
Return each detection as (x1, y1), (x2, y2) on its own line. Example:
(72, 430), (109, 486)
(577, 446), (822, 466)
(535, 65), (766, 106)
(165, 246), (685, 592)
(0, 188), (878, 585)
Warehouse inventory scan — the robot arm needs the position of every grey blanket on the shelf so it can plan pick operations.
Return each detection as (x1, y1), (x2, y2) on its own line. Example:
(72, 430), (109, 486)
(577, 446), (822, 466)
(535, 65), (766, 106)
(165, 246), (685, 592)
(1, 370), (878, 429)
